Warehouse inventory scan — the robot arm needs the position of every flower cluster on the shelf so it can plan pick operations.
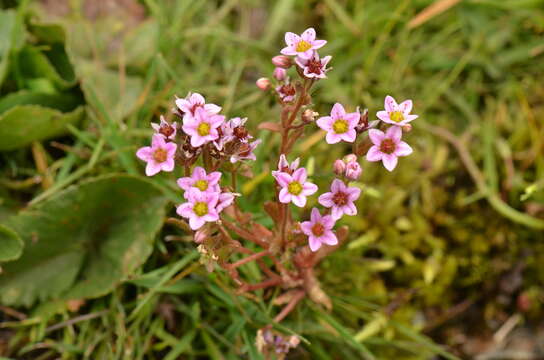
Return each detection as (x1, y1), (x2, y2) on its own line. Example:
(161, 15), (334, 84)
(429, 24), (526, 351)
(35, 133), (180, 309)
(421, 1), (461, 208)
(137, 92), (261, 177)
(136, 26), (419, 358)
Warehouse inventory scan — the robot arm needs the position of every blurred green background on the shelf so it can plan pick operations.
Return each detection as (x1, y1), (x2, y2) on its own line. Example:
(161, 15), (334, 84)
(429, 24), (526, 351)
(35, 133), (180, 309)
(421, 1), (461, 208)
(1, 0), (543, 359)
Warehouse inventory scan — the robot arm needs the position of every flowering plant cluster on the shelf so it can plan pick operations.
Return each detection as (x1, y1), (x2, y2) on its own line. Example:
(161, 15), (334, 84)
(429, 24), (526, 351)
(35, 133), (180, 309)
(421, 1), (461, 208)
(136, 27), (417, 357)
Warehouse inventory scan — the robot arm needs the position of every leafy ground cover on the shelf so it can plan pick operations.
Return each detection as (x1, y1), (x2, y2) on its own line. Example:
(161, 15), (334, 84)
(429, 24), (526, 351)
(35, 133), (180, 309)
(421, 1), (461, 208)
(1, 0), (543, 359)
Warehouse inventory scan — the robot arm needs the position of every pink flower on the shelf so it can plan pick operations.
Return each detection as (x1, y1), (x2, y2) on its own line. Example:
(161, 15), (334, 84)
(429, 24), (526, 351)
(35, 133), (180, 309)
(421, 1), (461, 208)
(272, 154), (300, 178)
(217, 192), (236, 213)
(182, 107), (225, 147)
(295, 52), (332, 79)
(177, 166), (221, 197)
(276, 82), (296, 103)
(316, 103), (360, 144)
(366, 126), (413, 171)
(215, 117), (251, 150)
(175, 92), (222, 119)
(281, 28), (327, 60)
(318, 179), (361, 220)
(230, 139), (261, 163)
(333, 159), (346, 175)
(273, 67), (287, 81)
(300, 208), (337, 252)
(376, 95), (418, 126)
(256, 78), (271, 90)
(345, 160), (362, 180)
(273, 167), (318, 207)
(136, 134), (177, 176)
(176, 189), (220, 230)
(151, 115), (177, 140)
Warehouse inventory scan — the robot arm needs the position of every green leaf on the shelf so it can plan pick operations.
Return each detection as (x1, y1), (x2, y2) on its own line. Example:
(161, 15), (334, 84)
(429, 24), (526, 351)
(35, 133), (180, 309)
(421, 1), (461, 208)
(0, 90), (82, 115)
(0, 225), (23, 263)
(0, 9), (24, 87)
(0, 105), (84, 151)
(15, 45), (76, 91)
(0, 174), (169, 307)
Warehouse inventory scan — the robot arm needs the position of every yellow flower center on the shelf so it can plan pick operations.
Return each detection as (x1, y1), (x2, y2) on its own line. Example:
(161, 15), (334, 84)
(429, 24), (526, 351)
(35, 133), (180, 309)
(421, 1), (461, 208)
(296, 40), (312, 53)
(153, 148), (167, 162)
(197, 122), (211, 136)
(332, 119), (349, 134)
(194, 179), (208, 191)
(389, 111), (404, 123)
(194, 202), (208, 216)
(288, 181), (303, 195)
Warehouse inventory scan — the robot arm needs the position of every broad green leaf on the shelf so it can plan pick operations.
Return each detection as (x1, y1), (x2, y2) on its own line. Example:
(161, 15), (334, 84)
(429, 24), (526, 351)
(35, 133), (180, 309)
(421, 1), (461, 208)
(0, 105), (84, 151)
(0, 9), (25, 87)
(0, 225), (23, 262)
(0, 90), (82, 115)
(0, 174), (169, 307)
(15, 45), (76, 91)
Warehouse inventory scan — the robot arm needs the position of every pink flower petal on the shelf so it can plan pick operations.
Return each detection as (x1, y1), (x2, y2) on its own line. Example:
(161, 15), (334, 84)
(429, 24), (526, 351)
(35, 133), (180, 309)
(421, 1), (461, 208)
(321, 215), (335, 229)
(300, 221), (313, 235)
(136, 146), (152, 161)
(292, 168), (307, 183)
(309, 237), (322, 252)
(366, 146), (383, 162)
(278, 188), (292, 203)
(313, 39), (327, 49)
(386, 125), (402, 142)
(395, 141), (413, 157)
(285, 32), (299, 46)
(151, 134), (165, 148)
(177, 177), (193, 191)
(318, 192), (334, 207)
(376, 110), (390, 122)
(344, 202), (357, 216)
(189, 216), (205, 230)
(310, 207), (321, 223)
(176, 203), (194, 218)
(162, 159), (175, 172)
(405, 114), (419, 122)
(193, 166), (206, 179)
(165, 142), (177, 156)
(208, 171), (221, 184)
(399, 99), (413, 114)
(368, 129), (385, 145)
(190, 93), (205, 104)
(331, 179), (344, 193)
(331, 103), (346, 119)
(204, 103), (222, 114)
(316, 116), (332, 131)
(280, 46), (297, 56)
(274, 172), (292, 187)
(382, 153), (398, 171)
(145, 161), (162, 176)
(292, 195), (307, 207)
(384, 95), (398, 112)
(331, 207), (343, 220)
(301, 27), (316, 42)
(302, 182), (318, 195)
(344, 111), (360, 124)
(341, 129), (357, 143)
(325, 132), (342, 144)
(346, 186), (361, 200)
(321, 231), (338, 246)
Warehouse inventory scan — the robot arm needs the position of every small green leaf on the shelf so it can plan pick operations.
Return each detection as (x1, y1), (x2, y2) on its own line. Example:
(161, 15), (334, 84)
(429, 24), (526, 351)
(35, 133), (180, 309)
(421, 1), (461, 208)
(0, 174), (169, 307)
(0, 225), (23, 263)
(0, 105), (84, 151)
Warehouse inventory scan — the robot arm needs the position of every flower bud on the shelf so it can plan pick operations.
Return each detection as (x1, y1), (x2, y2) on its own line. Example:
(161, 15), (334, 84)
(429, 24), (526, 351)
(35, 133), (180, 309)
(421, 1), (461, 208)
(301, 109), (318, 123)
(256, 77), (271, 90)
(343, 154), (357, 163)
(402, 124), (412, 132)
(273, 67), (287, 81)
(333, 159), (346, 176)
(345, 161), (362, 180)
(272, 55), (292, 68)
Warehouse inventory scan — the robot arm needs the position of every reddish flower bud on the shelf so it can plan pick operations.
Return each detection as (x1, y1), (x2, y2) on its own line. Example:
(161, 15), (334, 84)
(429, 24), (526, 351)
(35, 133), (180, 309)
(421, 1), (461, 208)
(301, 109), (317, 123)
(272, 55), (292, 68)
(256, 77), (271, 90)
(273, 67), (287, 81)
(402, 124), (413, 132)
(333, 159), (346, 176)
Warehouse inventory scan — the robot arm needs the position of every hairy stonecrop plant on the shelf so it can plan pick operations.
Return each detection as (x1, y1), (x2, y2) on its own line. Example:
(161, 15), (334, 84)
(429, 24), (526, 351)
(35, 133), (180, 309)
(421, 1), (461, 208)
(136, 27), (417, 357)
